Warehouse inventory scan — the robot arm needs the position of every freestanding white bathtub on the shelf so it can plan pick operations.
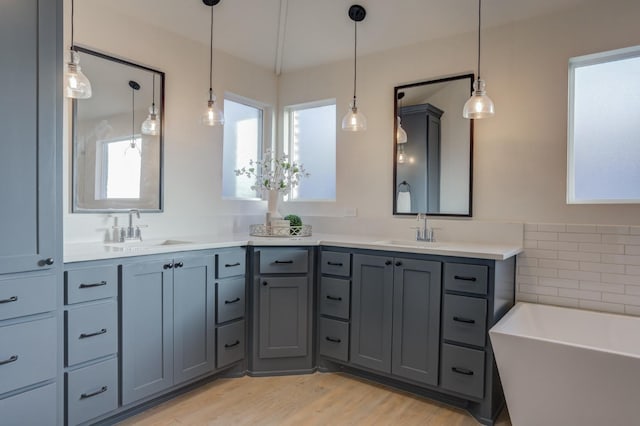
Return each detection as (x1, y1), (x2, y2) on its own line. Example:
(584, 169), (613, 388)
(489, 302), (640, 426)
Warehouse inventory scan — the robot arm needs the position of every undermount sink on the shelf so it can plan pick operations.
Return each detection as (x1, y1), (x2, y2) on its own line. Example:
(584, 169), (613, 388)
(104, 239), (193, 250)
(374, 239), (442, 248)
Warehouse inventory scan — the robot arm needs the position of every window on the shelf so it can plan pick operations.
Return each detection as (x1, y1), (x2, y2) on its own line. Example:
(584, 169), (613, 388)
(568, 46), (640, 204)
(284, 100), (336, 201)
(95, 137), (142, 200)
(222, 96), (265, 199)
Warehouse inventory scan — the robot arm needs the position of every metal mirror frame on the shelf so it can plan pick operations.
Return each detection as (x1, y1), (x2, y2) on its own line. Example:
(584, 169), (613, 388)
(72, 47), (165, 213)
(392, 73), (474, 217)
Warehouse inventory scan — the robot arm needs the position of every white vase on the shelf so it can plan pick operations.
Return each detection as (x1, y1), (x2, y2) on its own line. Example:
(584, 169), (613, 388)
(266, 189), (281, 225)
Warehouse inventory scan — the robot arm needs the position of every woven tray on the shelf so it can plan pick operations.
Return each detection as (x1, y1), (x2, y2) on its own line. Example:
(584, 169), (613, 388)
(249, 224), (312, 237)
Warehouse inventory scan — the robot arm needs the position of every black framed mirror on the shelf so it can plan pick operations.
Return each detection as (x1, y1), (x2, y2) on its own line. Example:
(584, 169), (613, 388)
(72, 47), (164, 212)
(393, 74), (473, 217)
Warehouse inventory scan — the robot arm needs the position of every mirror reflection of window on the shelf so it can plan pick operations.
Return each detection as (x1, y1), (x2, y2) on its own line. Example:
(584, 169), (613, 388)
(95, 137), (142, 200)
(222, 97), (264, 199)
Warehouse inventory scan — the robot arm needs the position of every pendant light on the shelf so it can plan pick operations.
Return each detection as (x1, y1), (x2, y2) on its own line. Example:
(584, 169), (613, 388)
(64, 0), (92, 99)
(126, 80), (141, 156)
(201, 0), (224, 126)
(463, 0), (495, 119)
(141, 73), (160, 136)
(396, 92), (408, 144)
(341, 5), (367, 132)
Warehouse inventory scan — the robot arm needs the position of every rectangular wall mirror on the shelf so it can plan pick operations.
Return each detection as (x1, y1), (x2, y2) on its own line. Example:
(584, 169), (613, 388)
(393, 74), (473, 217)
(72, 47), (164, 212)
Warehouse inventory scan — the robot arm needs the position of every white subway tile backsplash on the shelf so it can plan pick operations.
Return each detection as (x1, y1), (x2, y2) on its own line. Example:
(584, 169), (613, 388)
(579, 262), (625, 274)
(558, 250), (601, 262)
(538, 241), (579, 251)
(520, 222), (640, 316)
(566, 224), (597, 233)
(558, 233), (602, 243)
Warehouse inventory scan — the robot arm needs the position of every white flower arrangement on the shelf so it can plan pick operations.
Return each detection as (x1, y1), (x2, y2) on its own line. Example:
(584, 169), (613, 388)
(234, 149), (310, 195)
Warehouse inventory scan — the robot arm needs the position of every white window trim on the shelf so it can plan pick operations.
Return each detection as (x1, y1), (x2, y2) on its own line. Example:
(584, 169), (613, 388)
(567, 45), (640, 204)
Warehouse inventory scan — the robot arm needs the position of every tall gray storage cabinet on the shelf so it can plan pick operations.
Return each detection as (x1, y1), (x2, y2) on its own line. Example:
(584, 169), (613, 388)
(0, 0), (61, 424)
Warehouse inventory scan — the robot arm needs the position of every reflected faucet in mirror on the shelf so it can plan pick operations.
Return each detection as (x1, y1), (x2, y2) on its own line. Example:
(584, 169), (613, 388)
(393, 74), (474, 217)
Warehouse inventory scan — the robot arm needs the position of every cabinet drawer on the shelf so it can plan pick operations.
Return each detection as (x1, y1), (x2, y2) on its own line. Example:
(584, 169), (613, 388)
(443, 294), (487, 347)
(440, 343), (485, 399)
(65, 265), (117, 304)
(217, 277), (245, 324)
(67, 301), (118, 366)
(217, 320), (245, 368)
(321, 251), (351, 277)
(259, 248), (308, 274)
(319, 317), (349, 362)
(0, 383), (56, 426)
(444, 263), (488, 295)
(216, 249), (246, 279)
(67, 358), (118, 426)
(319, 277), (350, 320)
(0, 273), (56, 320)
(0, 317), (56, 394)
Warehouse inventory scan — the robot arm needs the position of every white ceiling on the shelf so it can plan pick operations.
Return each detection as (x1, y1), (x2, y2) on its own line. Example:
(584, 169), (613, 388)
(90, 0), (588, 74)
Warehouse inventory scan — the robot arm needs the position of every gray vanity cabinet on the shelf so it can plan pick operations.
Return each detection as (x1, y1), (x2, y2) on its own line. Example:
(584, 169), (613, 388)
(121, 259), (174, 405)
(122, 254), (216, 405)
(0, 0), (61, 423)
(351, 253), (441, 385)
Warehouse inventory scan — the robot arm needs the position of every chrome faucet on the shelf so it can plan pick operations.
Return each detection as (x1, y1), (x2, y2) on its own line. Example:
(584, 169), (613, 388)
(414, 213), (434, 242)
(121, 209), (142, 241)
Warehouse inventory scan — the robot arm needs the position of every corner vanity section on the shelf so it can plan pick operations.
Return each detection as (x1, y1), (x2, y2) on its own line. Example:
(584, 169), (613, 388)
(62, 237), (519, 425)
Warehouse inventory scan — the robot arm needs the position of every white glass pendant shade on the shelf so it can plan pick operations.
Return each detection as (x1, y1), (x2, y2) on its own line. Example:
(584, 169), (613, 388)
(141, 105), (160, 136)
(463, 79), (495, 119)
(65, 51), (92, 99)
(201, 99), (224, 126)
(397, 144), (407, 164)
(396, 116), (407, 143)
(341, 104), (367, 131)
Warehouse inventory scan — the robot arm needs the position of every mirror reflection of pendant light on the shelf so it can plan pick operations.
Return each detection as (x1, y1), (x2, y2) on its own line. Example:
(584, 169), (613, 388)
(463, 0), (495, 119)
(201, 0), (224, 127)
(141, 74), (160, 135)
(396, 92), (408, 144)
(126, 80), (141, 156)
(64, 0), (92, 99)
(341, 5), (367, 132)
(397, 145), (407, 164)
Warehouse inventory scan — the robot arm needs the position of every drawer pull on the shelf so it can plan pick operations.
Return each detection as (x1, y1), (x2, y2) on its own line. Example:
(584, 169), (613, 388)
(274, 260), (294, 264)
(454, 275), (477, 282)
(0, 296), (18, 304)
(453, 316), (476, 324)
(395, 261), (403, 267)
(80, 386), (108, 399)
(452, 367), (474, 376)
(163, 263), (174, 269)
(325, 336), (342, 343)
(174, 261), (184, 268)
(79, 328), (107, 339)
(224, 297), (241, 304)
(327, 261), (343, 267)
(79, 281), (107, 289)
(326, 295), (342, 301)
(0, 355), (18, 366)
(224, 340), (240, 348)
(385, 260), (392, 266)
(225, 262), (241, 267)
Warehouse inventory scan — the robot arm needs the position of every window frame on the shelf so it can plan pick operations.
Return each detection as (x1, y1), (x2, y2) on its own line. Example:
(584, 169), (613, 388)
(283, 98), (337, 202)
(567, 45), (640, 204)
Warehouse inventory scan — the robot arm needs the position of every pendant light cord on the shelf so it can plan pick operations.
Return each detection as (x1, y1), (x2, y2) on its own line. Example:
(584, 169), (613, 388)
(477, 0), (482, 80)
(70, 0), (75, 51)
(152, 74), (156, 109)
(352, 20), (358, 108)
(208, 5), (214, 102)
(131, 87), (135, 146)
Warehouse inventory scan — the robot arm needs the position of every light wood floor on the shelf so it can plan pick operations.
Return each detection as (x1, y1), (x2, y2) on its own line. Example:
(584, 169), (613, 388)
(118, 373), (511, 425)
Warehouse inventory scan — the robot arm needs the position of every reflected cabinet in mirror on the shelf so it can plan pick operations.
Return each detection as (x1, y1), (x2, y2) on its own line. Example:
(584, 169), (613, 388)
(393, 74), (473, 217)
(73, 47), (164, 212)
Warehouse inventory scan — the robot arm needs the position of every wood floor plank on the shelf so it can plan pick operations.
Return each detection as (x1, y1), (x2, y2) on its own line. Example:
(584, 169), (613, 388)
(117, 373), (512, 425)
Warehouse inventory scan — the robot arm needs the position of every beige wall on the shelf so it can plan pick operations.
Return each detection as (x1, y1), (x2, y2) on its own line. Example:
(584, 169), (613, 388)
(278, 0), (640, 225)
(64, 0), (640, 244)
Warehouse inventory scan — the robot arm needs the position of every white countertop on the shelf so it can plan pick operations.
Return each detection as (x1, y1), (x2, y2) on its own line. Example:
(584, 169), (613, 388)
(64, 233), (522, 263)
